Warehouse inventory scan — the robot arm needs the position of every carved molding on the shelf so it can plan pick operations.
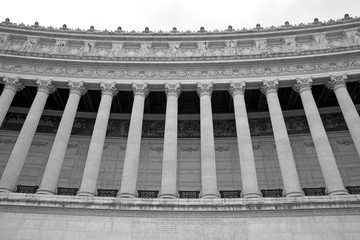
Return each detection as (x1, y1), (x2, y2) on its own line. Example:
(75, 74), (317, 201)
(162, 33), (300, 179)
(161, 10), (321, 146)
(36, 79), (56, 94)
(327, 74), (347, 91)
(293, 77), (313, 93)
(100, 82), (118, 96)
(68, 81), (87, 95)
(3, 76), (24, 92)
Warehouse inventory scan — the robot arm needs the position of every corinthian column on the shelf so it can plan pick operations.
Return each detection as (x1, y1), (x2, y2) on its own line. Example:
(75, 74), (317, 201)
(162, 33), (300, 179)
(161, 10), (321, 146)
(118, 83), (149, 198)
(37, 81), (87, 195)
(294, 77), (347, 195)
(159, 83), (181, 199)
(77, 82), (117, 197)
(197, 82), (219, 199)
(261, 80), (303, 197)
(0, 79), (56, 192)
(229, 81), (261, 198)
(327, 74), (360, 159)
(0, 77), (24, 127)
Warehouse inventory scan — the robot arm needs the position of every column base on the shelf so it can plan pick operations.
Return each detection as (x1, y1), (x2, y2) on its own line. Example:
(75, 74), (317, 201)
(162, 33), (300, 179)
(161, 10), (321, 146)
(328, 189), (349, 196)
(0, 186), (14, 193)
(201, 193), (220, 199)
(117, 192), (136, 198)
(284, 191), (304, 197)
(159, 193), (178, 199)
(36, 188), (56, 195)
(77, 190), (95, 197)
(243, 192), (262, 198)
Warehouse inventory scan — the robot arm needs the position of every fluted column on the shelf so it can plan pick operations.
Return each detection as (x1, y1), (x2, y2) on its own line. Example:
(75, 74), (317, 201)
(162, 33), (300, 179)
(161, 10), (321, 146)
(327, 74), (360, 159)
(0, 79), (56, 192)
(77, 82), (117, 196)
(229, 81), (261, 198)
(118, 83), (149, 198)
(0, 77), (24, 127)
(294, 77), (347, 195)
(197, 82), (219, 199)
(261, 80), (304, 197)
(159, 83), (181, 199)
(37, 81), (87, 195)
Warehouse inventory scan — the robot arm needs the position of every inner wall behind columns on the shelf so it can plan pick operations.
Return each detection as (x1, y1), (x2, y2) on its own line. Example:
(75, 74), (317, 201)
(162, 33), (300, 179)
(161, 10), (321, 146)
(0, 129), (359, 191)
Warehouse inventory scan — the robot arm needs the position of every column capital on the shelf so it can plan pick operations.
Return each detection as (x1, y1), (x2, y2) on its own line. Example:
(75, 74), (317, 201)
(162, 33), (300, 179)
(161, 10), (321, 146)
(132, 82), (149, 97)
(327, 74), (347, 91)
(36, 79), (56, 94)
(3, 76), (25, 92)
(100, 82), (118, 97)
(229, 81), (246, 96)
(260, 80), (279, 95)
(197, 82), (213, 97)
(68, 81), (87, 96)
(293, 77), (313, 93)
(164, 82), (181, 97)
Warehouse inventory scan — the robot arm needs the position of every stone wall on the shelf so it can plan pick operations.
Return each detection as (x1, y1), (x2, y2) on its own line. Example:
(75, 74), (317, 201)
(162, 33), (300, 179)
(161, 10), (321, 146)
(0, 129), (359, 192)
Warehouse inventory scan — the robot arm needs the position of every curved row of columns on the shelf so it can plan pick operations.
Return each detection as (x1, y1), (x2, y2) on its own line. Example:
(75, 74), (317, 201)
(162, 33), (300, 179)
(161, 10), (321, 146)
(0, 74), (359, 198)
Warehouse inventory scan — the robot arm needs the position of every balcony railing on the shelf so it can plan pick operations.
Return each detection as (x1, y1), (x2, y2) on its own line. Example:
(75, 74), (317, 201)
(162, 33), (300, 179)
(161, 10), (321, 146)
(97, 189), (119, 197)
(57, 187), (78, 196)
(219, 190), (241, 198)
(16, 185), (39, 194)
(261, 189), (283, 198)
(178, 190), (200, 198)
(346, 186), (360, 194)
(137, 190), (159, 198)
(303, 187), (326, 196)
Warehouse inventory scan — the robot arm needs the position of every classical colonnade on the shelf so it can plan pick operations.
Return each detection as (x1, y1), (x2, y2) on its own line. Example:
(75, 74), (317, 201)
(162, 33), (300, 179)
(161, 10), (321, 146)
(0, 74), (359, 198)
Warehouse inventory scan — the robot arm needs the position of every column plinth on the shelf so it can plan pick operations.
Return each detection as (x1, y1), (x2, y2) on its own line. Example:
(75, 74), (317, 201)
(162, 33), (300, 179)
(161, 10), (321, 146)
(37, 81), (87, 195)
(118, 83), (149, 198)
(294, 77), (347, 195)
(261, 80), (304, 197)
(197, 82), (219, 199)
(159, 83), (181, 199)
(77, 82), (117, 197)
(229, 81), (261, 198)
(0, 79), (55, 192)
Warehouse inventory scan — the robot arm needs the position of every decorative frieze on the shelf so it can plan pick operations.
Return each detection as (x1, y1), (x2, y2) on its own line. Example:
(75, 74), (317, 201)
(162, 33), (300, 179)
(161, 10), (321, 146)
(49, 39), (67, 55)
(20, 36), (38, 52)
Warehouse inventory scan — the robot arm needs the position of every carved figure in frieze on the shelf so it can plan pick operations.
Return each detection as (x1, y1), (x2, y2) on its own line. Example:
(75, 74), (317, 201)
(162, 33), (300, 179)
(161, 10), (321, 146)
(225, 40), (237, 55)
(108, 42), (123, 57)
(284, 37), (298, 52)
(137, 42), (152, 57)
(350, 30), (360, 45)
(78, 41), (95, 56)
(255, 39), (268, 54)
(315, 33), (331, 49)
(0, 34), (9, 48)
(49, 39), (66, 55)
(197, 42), (208, 57)
(168, 42), (180, 57)
(20, 37), (37, 52)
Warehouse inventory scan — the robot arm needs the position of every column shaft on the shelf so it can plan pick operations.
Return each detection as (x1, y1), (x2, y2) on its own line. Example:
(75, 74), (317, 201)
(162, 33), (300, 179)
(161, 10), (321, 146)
(37, 81), (86, 194)
(230, 82), (261, 198)
(0, 80), (55, 192)
(118, 83), (148, 198)
(261, 80), (303, 197)
(160, 83), (180, 198)
(198, 82), (219, 198)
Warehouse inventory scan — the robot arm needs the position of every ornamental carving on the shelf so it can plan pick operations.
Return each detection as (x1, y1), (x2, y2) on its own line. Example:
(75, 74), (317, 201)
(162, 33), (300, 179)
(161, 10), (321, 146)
(78, 41), (95, 56)
(132, 82), (149, 97)
(168, 42), (180, 57)
(68, 81), (87, 95)
(260, 80), (279, 95)
(315, 33), (331, 49)
(0, 34), (9, 48)
(49, 39), (66, 55)
(100, 82), (118, 96)
(137, 42), (152, 57)
(284, 37), (298, 52)
(108, 42), (123, 57)
(197, 82), (213, 96)
(36, 79), (56, 94)
(197, 42), (208, 57)
(255, 39), (268, 54)
(3, 76), (24, 92)
(350, 30), (360, 45)
(225, 40), (237, 55)
(327, 74), (347, 90)
(20, 37), (38, 52)
(293, 77), (313, 93)
(164, 82), (181, 97)
(228, 81), (246, 96)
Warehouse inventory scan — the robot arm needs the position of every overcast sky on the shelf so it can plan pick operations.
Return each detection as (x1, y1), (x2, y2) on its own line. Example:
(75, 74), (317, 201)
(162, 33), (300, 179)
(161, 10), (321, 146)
(2, 0), (360, 32)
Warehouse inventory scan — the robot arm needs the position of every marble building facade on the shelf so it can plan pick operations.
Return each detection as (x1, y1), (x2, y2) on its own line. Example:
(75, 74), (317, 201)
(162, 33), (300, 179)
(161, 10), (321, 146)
(0, 15), (360, 239)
